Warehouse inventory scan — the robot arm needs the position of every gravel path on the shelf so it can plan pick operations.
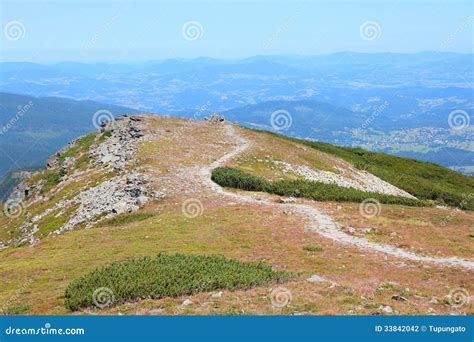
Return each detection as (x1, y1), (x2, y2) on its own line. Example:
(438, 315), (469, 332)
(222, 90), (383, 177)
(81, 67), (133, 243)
(199, 124), (474, 271)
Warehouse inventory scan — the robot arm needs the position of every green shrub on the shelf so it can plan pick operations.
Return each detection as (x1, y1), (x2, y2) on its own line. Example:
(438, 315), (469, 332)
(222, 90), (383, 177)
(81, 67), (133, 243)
(98, 130), (112, 144)
(40, 170), (62, 194)
(64, 253), (292, 311)
(303, 245), (323, 252)
(212, 167), (431, 207)
(257, 130), (474, 210)
(58, 133), (97, 165)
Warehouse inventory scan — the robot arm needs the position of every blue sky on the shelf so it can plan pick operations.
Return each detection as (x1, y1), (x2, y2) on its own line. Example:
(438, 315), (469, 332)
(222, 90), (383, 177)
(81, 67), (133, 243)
(1, 0), (472, 62)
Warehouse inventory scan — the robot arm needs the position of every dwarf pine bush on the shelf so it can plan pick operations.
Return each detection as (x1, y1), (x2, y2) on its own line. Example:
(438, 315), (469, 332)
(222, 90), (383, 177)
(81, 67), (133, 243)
(64, 253), (292, 311)
(211, 167), (432, 207)
(257, 130), (474, 210)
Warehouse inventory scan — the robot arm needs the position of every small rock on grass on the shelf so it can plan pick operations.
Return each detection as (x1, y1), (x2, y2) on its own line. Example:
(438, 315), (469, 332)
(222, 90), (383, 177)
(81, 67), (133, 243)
(307, 275), (329, 283)
(182, 299), (193, 306)
(391, 295), (407, 302)
(378, 305), (393, 314)
(148, 308), (165, 314)
(211, 291), (223, 298)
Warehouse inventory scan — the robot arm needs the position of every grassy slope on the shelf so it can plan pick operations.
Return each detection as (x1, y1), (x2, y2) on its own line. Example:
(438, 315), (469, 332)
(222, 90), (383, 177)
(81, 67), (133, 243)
(256, 130), (474, 210)
(1, 200), (471, 315)
(0, 117), (472, 316)
(0, 132), (111, 243)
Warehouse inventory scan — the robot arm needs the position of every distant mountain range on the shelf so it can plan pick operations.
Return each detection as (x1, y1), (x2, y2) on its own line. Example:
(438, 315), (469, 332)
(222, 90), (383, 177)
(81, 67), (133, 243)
(0, 52), (472, 199)
(0, 92), (139, 184)
(1, 52), (472, 116)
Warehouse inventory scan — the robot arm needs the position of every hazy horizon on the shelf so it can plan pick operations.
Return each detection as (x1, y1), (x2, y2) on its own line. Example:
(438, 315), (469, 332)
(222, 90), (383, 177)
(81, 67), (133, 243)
(2, 0), (472, 63)
(2, 51), (473, 65)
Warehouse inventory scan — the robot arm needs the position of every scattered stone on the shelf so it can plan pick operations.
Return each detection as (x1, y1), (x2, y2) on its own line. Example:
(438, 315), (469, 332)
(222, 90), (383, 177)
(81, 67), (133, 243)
(204, 112), (225, 124)
(307, 275), (329, 283)
(378, 305), (393, 313)
(211, 291), (223, 298)
(148, 308), (165, 314)
(391, 295), (407, 302)
(429, 296), (439, 304)
(346, 227), (356, 234)
(278, 196), (296, 203)
(182, 299), (193, 306)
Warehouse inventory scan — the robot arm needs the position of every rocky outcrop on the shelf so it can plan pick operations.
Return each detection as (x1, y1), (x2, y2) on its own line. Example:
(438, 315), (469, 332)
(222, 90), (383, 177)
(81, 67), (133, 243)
(5, 170), (35, 203)
(274, 160), (416, 199)
(56, 116), (164, 231)
(2, 115), (164, 247)
(90, 115), (146, 172)
(58, 172), (163, 232)
(204, 112), (225, 124)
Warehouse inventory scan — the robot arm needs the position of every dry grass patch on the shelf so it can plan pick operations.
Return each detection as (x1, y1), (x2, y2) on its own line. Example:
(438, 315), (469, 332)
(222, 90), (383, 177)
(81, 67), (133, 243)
(319, 201), (474, 259)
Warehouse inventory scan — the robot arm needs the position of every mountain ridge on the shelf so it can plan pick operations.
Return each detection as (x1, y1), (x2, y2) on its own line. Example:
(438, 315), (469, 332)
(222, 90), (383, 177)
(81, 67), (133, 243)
(1, 114), (473, 315)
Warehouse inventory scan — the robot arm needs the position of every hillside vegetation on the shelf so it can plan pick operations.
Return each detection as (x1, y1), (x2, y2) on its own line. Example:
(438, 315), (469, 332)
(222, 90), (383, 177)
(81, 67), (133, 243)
(64, 254), (292, 311)
(212, 167), (431, 207)
(0, 116), (472, 316)
(258, 131), (474, 210)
